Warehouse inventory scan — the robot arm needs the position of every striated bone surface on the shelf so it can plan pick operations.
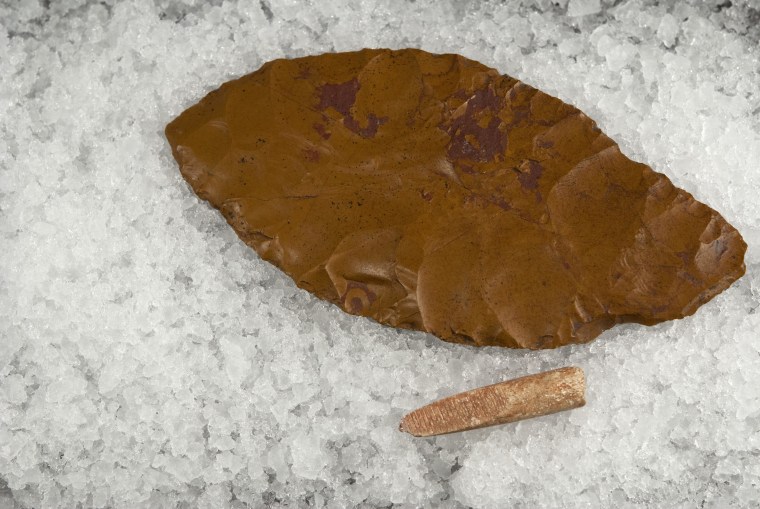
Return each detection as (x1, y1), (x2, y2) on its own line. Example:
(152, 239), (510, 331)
(400, 366), (586, 437)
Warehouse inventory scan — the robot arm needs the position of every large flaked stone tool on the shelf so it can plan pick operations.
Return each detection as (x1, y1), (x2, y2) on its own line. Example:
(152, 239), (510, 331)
(165, 48), (747, 349)
(399, 367), (586, 437)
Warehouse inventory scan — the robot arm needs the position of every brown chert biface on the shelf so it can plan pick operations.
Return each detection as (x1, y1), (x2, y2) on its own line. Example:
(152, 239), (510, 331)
(165, 48), (746, 349)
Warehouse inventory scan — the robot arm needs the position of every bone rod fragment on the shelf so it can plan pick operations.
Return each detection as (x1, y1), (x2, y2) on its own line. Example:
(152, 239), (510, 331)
(399, 366), (586, 437)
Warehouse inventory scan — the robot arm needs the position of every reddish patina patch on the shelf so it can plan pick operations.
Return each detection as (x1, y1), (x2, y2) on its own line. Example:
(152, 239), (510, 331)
(517, 160), (543, 190)
(318, 79), (386, 139)
(318, 78), (359, 116)
(344, 113), (388, 138)
(444, 87), (507, 163)
(313, 122), (331, 140)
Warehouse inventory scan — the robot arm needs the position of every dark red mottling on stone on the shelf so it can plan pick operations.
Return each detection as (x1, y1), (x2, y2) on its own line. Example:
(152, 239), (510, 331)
(313, 122), (331, 140)
(165, 48), (747, 349)
(443, 87), (508, 163)
(318, 78), (359, 116)
(344, 113), (388, 138)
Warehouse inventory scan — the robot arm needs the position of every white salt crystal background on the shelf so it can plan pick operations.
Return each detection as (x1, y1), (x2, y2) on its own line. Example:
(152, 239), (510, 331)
(1, 0), (759, 507)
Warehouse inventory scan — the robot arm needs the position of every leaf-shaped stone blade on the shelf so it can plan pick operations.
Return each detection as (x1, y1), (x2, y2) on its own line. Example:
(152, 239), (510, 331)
(166, 48), (746, 349)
